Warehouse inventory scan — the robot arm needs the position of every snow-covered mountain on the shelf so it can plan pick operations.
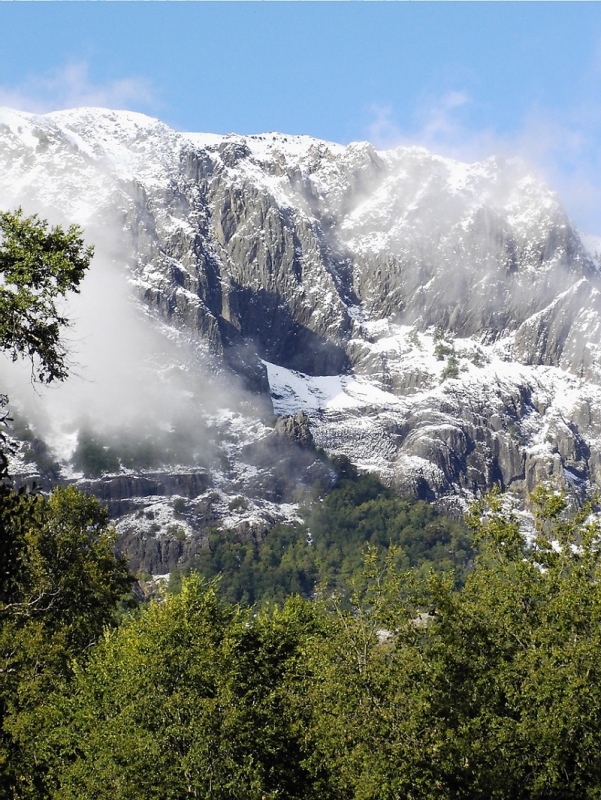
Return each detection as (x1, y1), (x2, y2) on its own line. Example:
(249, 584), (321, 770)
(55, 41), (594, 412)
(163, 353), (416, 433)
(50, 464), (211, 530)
(2, 106), (601, 568)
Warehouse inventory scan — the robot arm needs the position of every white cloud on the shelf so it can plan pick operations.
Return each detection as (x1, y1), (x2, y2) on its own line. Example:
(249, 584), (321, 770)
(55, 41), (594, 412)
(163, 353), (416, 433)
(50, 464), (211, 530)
(0, 62), (157, 115)
(367, 104), (404, 151)
(511, 104), (601, 234)
(416, 90), (471, 146)
(366, 90), (601, 234)
(368, 91), (493, 158)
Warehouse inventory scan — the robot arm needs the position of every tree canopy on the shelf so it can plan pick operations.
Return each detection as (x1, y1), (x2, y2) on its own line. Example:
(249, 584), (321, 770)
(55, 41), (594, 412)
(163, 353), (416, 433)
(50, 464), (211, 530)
(0, 209), (92, 385)
(7, 487), (601, 800)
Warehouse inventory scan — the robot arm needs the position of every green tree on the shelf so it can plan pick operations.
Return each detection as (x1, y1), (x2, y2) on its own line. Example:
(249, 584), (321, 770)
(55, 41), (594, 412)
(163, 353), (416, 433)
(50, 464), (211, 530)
(291, 549), (432, 800)
(71, 429), (120, 477)
(47, 576), (321, 800)
(0, 209), (92, 385)
(0, 487), (132, 798)
(0, 208), (92, 481)
(18, 488), (601, 800)
(295, 490), (601, 799)
(178, 472), (472, 608)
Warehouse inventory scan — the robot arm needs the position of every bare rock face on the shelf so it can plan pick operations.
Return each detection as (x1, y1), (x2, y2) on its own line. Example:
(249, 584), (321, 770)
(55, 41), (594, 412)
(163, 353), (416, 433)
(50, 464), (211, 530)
(513, 280), (601, 382)
(3, 106), (601, 527)
(76, 471), (211, 515)
(274, 412), (314, 447)
(3, 109), (596, 380)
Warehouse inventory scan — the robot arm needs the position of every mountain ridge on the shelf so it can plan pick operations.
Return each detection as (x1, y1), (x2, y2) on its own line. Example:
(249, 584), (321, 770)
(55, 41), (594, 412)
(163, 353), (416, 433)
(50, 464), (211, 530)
(2, 105), (601, 571)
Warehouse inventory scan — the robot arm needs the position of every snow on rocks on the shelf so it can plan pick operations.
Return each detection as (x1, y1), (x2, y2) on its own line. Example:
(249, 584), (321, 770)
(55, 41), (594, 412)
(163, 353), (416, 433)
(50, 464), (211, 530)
(2, 106), (601, 510)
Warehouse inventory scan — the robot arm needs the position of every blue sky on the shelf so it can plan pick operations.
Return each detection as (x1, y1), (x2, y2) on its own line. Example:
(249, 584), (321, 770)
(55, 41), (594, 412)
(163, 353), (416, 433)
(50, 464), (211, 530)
(2, 3), (601, 232)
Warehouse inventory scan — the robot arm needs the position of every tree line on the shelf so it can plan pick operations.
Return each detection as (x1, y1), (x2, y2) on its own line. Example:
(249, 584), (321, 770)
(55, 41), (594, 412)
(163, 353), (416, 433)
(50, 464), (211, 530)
(2, 210), (601, 798)
(4, 485), (601, 799)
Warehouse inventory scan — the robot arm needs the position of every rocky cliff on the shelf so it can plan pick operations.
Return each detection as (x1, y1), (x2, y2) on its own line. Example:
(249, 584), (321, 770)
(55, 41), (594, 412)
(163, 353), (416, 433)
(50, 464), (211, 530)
(2, 106), (601, 569)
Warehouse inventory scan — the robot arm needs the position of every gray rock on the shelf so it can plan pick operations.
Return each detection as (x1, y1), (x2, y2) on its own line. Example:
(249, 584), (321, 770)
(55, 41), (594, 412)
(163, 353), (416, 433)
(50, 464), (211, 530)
(274, 412), (314, 447)
(4, 108), (601, 533)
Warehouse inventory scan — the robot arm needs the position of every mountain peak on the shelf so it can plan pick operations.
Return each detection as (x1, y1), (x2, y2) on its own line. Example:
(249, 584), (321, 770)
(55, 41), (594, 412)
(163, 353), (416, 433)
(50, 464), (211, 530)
(1, 105), (600, 523)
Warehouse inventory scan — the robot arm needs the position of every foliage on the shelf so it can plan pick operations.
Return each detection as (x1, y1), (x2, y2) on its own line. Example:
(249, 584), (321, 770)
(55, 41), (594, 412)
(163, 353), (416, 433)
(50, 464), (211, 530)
(179, 472), (473, 607)
(7, 413), (61, 479)
(0, 486), (133, 798)
(0, 208), (132, 797)
(45, 576), (322, 800)
(434, 341), (455, 361)
(7, 487), (601, 798)
(294, 488), (601, 799)
(441, 353), (459, 380)
(432, 331), (460, 380)
(69, 420), (215, 476)
(0, 209), (92, 485)
(0, 209), (92, 385)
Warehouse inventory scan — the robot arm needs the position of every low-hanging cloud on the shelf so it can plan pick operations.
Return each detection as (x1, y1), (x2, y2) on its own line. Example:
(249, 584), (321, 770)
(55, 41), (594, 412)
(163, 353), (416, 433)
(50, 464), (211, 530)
(0, 106), (266, 475)
(366, 88), (601, 235)
(0, 235), (257, 471)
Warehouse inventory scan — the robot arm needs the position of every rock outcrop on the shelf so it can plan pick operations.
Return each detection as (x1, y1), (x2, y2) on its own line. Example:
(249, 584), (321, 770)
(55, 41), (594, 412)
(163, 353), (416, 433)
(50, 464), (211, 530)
(274, 412), (314, 447)
(3, 106), (601, 569)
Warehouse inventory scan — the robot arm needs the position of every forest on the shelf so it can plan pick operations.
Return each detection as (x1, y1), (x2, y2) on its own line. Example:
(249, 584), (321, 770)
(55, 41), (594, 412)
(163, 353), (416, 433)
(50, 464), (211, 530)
(167, 463), (473, 607)
(3, 480), (601, 799)
(3, 211), (601, 799)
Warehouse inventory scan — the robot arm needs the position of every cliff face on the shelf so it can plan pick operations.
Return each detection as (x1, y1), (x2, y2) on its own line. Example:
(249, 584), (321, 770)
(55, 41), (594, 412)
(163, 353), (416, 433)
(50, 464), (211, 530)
(2, 108), (596, 376)
(3, 106), (601, 569)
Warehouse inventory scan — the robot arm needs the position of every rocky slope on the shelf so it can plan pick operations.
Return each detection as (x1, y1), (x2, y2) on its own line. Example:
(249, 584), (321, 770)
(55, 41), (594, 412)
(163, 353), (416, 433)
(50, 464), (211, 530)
(2, 106), (601, 569)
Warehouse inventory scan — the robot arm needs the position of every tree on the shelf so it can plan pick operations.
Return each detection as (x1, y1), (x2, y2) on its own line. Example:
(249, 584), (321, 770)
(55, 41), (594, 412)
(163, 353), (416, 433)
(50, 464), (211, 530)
(12, 487), (601, 799)
(46, 576), (320, 800)
(0, 207), (95, 610)
(0, 208), (92, 482)
(293, 490), (601, 799)
(0, 208), (92, 385)
(0, 487), (132, 798)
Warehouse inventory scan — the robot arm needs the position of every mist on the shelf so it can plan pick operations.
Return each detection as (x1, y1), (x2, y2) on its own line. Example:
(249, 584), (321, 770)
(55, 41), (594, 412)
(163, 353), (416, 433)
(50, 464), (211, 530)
(366, 91), (601, 237)
(0, 245), (257, 472)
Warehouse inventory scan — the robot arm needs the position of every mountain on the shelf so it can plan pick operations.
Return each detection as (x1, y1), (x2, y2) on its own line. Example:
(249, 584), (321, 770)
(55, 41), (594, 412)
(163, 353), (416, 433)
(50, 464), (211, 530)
(2, 106), (601, 571)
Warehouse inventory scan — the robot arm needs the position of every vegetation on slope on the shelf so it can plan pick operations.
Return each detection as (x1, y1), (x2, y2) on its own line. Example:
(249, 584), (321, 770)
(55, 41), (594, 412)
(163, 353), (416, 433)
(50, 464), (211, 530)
(169, 465), (473, 606)
(0, 486), (133, 798)
(4, 486), (601, 799)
